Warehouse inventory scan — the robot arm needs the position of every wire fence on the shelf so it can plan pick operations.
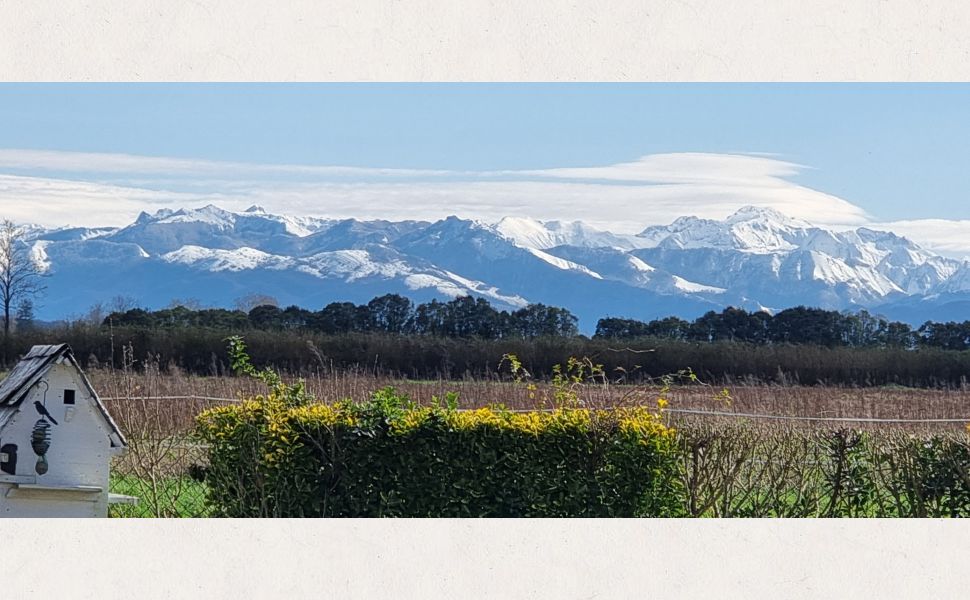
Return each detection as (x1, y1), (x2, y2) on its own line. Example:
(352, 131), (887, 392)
(109, 439), (212, 518)
(103, 395), (243, 403)
(102, 394), (970, 423)
(662, 407), (970, 424)
(105, 394), (970, 518)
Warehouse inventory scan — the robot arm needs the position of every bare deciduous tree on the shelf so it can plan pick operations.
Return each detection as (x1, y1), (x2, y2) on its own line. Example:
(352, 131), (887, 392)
(0, 220), (46, 339)
(234, 293), (279, 313)
(109, 294), (138, 313)
(166, 297), (206, 310)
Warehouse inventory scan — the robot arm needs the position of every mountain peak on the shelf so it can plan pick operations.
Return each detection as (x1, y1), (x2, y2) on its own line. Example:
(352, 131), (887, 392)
(139, 208), (177, 222)
(196, 203), (232, 215)
(157, 204), (236, 227)
(244, 205), (267, 214)
(493, 216), (646, 251)
(637, 206), (815, 253)
(725, 205), (809, 228)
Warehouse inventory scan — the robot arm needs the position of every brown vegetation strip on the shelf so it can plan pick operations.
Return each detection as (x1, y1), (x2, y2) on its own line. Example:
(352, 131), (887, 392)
(88, 367), (970, 434)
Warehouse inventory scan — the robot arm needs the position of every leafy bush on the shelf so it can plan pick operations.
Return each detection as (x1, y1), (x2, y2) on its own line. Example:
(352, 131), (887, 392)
(196, 385), (681, 517)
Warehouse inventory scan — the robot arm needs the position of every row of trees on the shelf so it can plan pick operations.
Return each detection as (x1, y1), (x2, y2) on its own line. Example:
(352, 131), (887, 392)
(106, 294), (580, 339)
(9, 322), (970, 387)
(595, 306), (969, 350)
(102, 299), (970, 350)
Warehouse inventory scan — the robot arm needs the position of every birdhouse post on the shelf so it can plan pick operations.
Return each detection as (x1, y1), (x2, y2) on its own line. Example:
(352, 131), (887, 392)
(0, 345), (130, 517)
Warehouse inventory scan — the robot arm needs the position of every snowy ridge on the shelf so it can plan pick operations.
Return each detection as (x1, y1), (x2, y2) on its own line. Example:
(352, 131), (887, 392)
(672, 276), (726, 294)
(638, 206), (813, 253)
(19, 203), (970, 329)
(141, 204), (333, 236)
(493, 216), (647, 250)
(162, 246), (293, 272)
(525, 247), (603, 279)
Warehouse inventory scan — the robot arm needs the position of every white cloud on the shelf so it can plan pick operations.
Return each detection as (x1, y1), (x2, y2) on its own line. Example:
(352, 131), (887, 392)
(0, 174), (204, 227)
(0, 175), (873, 233)
(0, 148), (459, 179)
(0, 149), (879, 233)
(870, 219), (970, 260)
(4, 148), (969, 270)
(515, 152), (807, 184)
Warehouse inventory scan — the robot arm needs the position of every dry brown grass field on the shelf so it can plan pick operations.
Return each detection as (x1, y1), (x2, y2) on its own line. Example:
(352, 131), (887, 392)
(91, 366), (970, 435)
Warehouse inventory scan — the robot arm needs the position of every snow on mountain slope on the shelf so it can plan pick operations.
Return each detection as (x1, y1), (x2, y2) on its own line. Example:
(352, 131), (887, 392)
(492, 217), (562, 249)
(633, 206), (960, 306)
(107, 204), (339, 254)
(29, 240), (53, 273)
(162, 246), (294, 272)
(159, 243), (530, 308)
(405, 270), (529, 308)
(238, 204), (334, 237)
(297, 246), (531, 308)
(671, 276), (726, 294)
(35, 238), (151, 271)
(544, 245), (725, 296)
(29, 226), (118, 243)
(392, 215), (722, 324)
(638, 206), (813, 253)
(394, 217), (514, 269)
(294, 218), (429, 254)
(134, 204), (333, 237)
(18, 203), (970, 328)
(848, 228), (962, 294)
(931, 261), (970, 293)
(524, 247), (603, 279)
(493, 216), (647, 250)
(804, 250), (902, 297)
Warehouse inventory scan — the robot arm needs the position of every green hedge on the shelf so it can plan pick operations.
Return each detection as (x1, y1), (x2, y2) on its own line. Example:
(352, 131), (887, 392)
(196, 388), (682, 517)
(195, 389), (970, 517)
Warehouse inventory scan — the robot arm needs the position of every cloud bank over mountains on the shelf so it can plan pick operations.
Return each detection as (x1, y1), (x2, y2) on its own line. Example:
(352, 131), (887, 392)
(1, 148), (967, 258)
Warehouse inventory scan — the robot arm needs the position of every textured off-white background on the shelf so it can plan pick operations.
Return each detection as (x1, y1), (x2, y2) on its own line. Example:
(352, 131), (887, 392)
(0, 520), (968, 598)
(2, 0), (970, 80)
(2, 1), (970, 598)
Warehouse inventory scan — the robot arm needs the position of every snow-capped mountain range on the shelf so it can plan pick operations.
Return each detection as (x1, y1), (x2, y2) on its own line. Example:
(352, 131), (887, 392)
(21, 204), (970, 330)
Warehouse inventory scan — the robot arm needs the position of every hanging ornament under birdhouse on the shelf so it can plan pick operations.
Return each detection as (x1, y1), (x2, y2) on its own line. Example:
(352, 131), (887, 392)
(29, 380), (57, 475)
(31, 418), (51, 475)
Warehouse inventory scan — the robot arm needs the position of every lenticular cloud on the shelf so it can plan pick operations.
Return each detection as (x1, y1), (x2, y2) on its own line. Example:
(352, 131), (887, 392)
(0, 149), (921, 244)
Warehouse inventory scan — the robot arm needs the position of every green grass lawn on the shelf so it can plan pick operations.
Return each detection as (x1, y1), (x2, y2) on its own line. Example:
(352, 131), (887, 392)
(109, 474), (212, 518)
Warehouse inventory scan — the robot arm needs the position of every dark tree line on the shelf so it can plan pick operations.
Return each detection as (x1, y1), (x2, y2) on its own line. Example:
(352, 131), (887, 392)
(595, 306), (970, 351)
(9, 321), (970, 388)
(90, 297), (970, 352)
(4, 296), (970, 386)
(105, 294), (580, 339)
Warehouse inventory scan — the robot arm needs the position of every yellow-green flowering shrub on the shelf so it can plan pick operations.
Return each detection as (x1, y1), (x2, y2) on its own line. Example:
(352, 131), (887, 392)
(196, 387), (682, 518)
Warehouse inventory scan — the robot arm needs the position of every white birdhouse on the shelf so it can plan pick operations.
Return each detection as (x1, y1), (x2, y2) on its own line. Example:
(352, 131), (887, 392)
(0, 344), (130, 517)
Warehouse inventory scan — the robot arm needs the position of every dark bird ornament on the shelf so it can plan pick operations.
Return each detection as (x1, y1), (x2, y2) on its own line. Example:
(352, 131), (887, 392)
(31, 419), (51, 475)
(34, 400), (59, 425)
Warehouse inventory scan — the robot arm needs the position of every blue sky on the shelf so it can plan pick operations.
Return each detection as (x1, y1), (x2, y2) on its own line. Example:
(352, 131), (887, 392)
(2, 84), (970, 255)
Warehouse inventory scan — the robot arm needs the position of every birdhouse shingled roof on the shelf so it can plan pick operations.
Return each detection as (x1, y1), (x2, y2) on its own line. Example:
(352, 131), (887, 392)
(0, 344), (126, 447)
(0, 344), (68, 408)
